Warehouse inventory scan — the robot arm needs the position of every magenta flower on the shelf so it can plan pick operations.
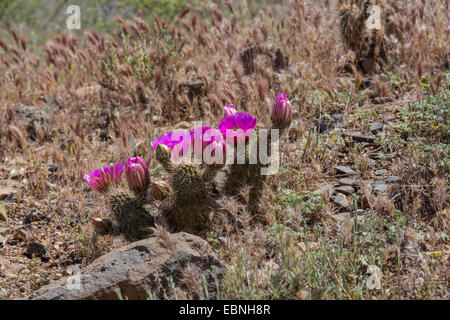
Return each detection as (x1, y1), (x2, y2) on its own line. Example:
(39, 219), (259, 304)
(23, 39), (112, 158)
(224, 104), (237, 117)
(189, 126), (221, 148)
(218, 112), (257, 144)
(151, 130), (192, 158)
(271, 93), (292, 129)
(84, 161), (124, 193)
(126, 156), (150, 194)
(151, 130), (188, 150)
(190, 126), (226, 163)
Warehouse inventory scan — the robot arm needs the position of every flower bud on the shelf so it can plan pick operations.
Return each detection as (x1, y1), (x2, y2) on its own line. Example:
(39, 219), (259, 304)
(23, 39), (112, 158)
(271, 93), (292, 129)
(224, 104), (237, 117)
(126, 156), (150, 194)
(156, 143), (172, 161)
(151, 181), (171, 200)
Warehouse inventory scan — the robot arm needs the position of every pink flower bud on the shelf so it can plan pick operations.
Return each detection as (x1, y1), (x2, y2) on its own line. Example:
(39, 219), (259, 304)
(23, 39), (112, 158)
(224, 104), (237, 117)
(271, 93), (292, 129)
(126, 156), (150, 194)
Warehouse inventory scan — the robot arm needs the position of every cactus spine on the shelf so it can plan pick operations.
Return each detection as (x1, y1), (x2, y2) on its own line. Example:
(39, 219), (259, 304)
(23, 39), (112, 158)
(109, 188), (155, 241)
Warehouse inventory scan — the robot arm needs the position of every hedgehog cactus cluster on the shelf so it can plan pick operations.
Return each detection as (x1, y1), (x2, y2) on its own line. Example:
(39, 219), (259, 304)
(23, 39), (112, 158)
(84, 94), (292, 238)
(222, 94), (292, 212)
(84, 158), (155, 240)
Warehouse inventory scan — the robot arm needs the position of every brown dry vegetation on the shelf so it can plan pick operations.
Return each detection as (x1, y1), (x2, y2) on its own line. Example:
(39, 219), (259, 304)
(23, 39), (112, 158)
(0, 0), (448, 299)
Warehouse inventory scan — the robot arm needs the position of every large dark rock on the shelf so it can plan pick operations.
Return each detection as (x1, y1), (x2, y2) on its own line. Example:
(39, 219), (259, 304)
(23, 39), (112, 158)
(13, 104), (54, 141)
(28, 232), (225, 300)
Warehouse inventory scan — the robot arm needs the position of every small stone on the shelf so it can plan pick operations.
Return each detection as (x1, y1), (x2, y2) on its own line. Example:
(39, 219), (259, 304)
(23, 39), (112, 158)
(21, 268), (30, 274)
(375, 169), (388, 176)
(0, 227), (8, 235)
(386, 176), (400, 183)
(23, 209), (49, 224)
(24, 242), (50, 261)
(332, 193), (350, 208)
(7, 239), (20, 245)
(335, 166), (357, 175)
(335, 185), (355, 195)
(0, 187), (17, 201)
(374, 183), (388, 194)
(338, 178), (359, 187)
(0, 202), (7, 222)
(313, 184), (334, 199)
(13, 229), (27, 241)
(370, 122), (383, 133)
(7, 263), (25, 274)
(344, 132), (377, 143)
(54, 273), (63, 280)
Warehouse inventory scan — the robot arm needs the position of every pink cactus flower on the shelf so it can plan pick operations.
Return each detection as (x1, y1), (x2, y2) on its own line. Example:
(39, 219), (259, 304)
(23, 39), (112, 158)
(218, 112), (257, 145)
(84, 161), (124, 193)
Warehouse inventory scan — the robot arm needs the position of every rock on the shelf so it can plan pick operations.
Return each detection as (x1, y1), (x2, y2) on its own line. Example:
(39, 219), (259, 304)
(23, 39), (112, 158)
(6, 263), (25, 274)
(373, 183), (388, 194)
(64, 265), (81, 277)
(24, 242), (50, 261)
(0, 202), (8, 222)
(0, 227), (8, 235)
(344, 132), (377, 143)
(13, 229), (27, 241)
(375, 169), (388, 176)
(28, 232), (225, 300)
(40, 94), (65, 112)
(7, 239), (20, 245)
(13, 104), (54, 141)
(240, 46), (257, 74)
(359, 57), (376, 74)
(338, 178), (359, 187)
(332, 193), (350, 209)
(335, 185), (355, 195)
(370, 122), (383, 133)
(0, 187), (17, 201)
(21, 268), (30, 274)
(23, 209), (49, 224)
(386, 176), (400, 183)
(335, 166), (357, 176)
(313, 184), (334, 199)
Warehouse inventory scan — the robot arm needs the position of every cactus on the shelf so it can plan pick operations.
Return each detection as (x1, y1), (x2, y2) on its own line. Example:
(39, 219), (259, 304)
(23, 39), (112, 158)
(108, 188), (155, 241)
(222, 95), (292, 214)
(84, 94), (291, 238)
(155, 144), (222, 234)
(222, 126), (272, 213)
